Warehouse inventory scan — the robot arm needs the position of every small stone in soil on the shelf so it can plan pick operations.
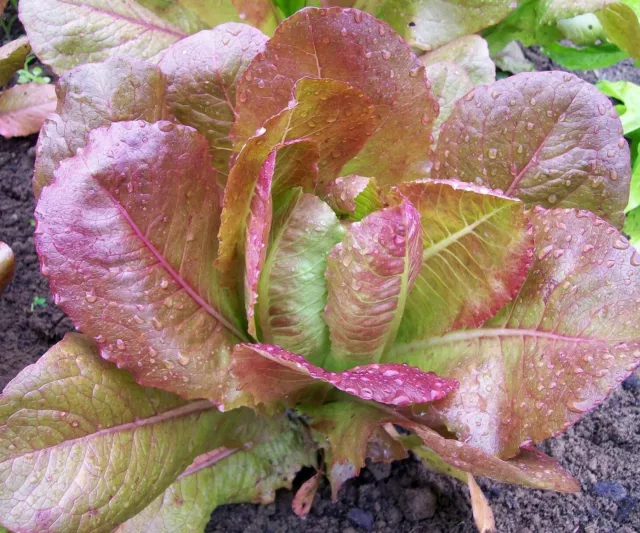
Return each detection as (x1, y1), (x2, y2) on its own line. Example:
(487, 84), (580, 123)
(622, 373), (640, 392)
(615, 497), (638, 523)
(398, 487), (437, 521)
(347, 508), (374, 531)
(591, 481), (627, 502)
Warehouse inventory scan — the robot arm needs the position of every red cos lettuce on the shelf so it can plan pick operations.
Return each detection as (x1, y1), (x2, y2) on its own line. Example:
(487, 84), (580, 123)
(0, 8), (638, 533)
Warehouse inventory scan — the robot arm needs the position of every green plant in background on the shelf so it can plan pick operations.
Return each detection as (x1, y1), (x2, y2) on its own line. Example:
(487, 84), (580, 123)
(29, 294), (45, 311)
(15, 54), (50, 84)
(598, 80), (640, 247)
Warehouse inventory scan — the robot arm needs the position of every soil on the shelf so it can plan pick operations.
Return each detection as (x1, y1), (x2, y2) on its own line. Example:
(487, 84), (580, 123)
(1, 40), (640, 533)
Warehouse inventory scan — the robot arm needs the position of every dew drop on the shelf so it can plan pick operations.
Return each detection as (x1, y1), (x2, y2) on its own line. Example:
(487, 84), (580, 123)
(613, 237), (629, 250)
(160, 279), (169, 289)
(116, 339), (126, 351)
(538, 244), (554, 260)
(382, 50), (391, 60)
(85, 291), (97, 303)
(488, 148), (498, 159)
(178, 353), (190, 366)
(526, 122), (534, 131)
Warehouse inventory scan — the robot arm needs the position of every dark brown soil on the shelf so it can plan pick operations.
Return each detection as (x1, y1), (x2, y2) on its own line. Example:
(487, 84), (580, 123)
(1, 41), (640, 533)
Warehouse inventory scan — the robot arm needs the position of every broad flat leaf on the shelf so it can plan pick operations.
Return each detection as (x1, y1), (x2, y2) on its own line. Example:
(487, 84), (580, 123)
(216, 77), (377, 291)
(257, 192), (344, 365)
(0, 241), (14, 294)
(598, 3), (640, 61)
(34, 56), (167, 199)
(468, 474), (496, 533)
(0, 37), (31, 87)
(407, 424), (580, 492)
(493, 41), (534, 74)
(0, 83), (55, 138)
(116, 420), (316, 532)
(19, 0), (192, 73)
(542, 42), (628, 70)
(386, 180), (533, 341)
(324, 175), (383, 221)
(245, 151), (275, 338)
(624, 207), (640, 247)
(366, 0), (515, 52)
(158, 25), (268, 178)
(35, 121), (247, 403)
(325, 202), (423, 368)
(420, 35), (496, 85)
(556, 13), (605, 45)
(424, 62), (474, 141)
(0, 333), (240, 533)
(390, 207), (640, 458)
(232, 7), (438, 184)
(229, 343), (458, 409)
(299, 401), (407, 500)
(271, 141), (321, 200)
(432, 71), (631, 229)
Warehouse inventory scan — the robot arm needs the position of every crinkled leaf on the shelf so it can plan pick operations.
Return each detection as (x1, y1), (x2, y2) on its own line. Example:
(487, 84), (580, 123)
(420, 35), (496, 85)
(424, 62), (474, 141)
(325, 201), (423, 368)
(432, 71), (631, 228)
(324, 175), (383, 221)
(0, 333), (257, 533)
(299, 401), (407, 500)
(34, 56), (167, 198)
(257, 192), (344, 365)
(390, 207), (640, 458)
(493, 41), (534, 74)
(19, 0), (190, 73)
(365, 0), (515, 52)
(158, 25), (268, 178)
(598, 2), (640, 62)
(386, 180), (533, 341)
(116, 419), (316, 532)
(0, 37), (31, 87)
(217, 77), (377, 291)
(233, 7), (438, 184)
(229, 344), (458, 410)
(35, 121), (247, 403)
(0, 83), (55, 138)
(0, 241), (14, 294)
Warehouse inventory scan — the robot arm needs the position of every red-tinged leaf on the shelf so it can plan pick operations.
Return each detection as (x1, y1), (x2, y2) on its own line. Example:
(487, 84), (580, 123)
(228, 343), (458, 410)
(158, 24), (268, 178)
(299, 401), (406, 501)
(271, 140), (320, 200)
(325, 201), (423, 368)
(432, 71), (631, 228)
(0, 36), (31, 87)
(245, 151), (275, 338)
(386, 180), (533, 341)
(257, 192), (344, 365)
(407, 424), (580, 493)
(292, 472), (323, 517)
(0, 241), (14, 294)
(233, 7), (438, 184)
(324, 175), (383, 221)
(0, 83), (55, 138)
(216, 77), (377, 289)
(391, 207), (640, 458)
(34, 56), (167, 198)
(35, 121), (248, 403)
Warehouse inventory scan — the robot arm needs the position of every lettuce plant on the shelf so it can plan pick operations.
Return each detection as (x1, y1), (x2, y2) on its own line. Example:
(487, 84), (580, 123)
(1, 7), (639, 532)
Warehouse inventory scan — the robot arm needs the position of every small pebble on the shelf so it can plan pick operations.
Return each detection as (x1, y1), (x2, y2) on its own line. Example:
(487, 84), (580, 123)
(398, 487), (437, 521)
(622, 373), (640, 392)
(592, 481), (627, 502)
(347, 508), (374, 531)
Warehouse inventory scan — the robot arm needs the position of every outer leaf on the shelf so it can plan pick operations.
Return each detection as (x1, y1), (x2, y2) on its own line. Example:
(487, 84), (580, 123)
(325, 201), (423, 368)
(390, 207), (640, 458)
(229, 343), (458, 409)
(386, 180), (533, 341)
(0, 83), (55, 138)
(542, 42), (627, 70)
(598, 2), (640, 62)
(424, 62), (474, 141)
(0, 37), (31, 87)
(257, 192), (344, 365)
(368, 0), (515, 52)
(19, 0), (190, 73)
(34, 56), (167, 198)
(232, 7), (438, 184)
(432, 71), (631, 228)
(157, 25), (268, 178)
(324, 175), (383, 221)
(35, 121), (246, 403)
(115, 420), (316, 532)
(292, 472), (323, 517)
(0, 241), (15, 294)
(216, 77), (377, 290)
(299, 401), (407, 500)
(0, 333), (228, 533)
(420, 35), (496, 85)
